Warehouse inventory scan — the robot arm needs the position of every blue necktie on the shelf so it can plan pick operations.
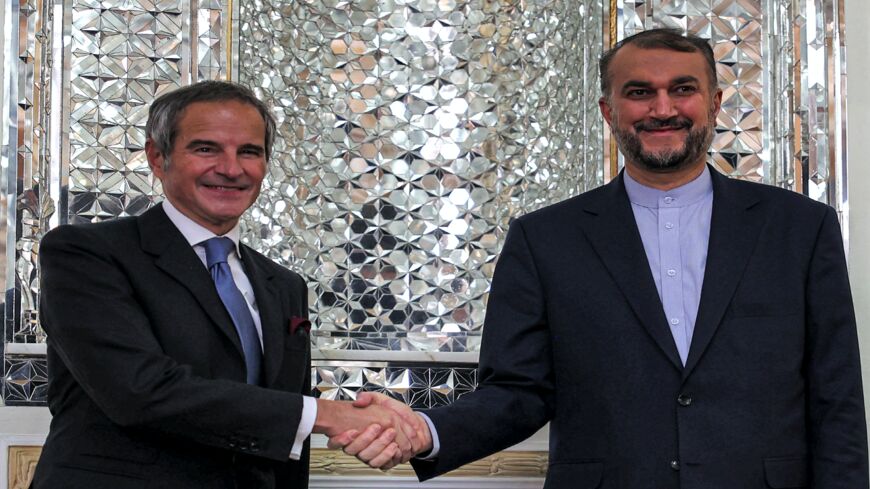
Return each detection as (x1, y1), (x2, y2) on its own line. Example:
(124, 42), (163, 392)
(202, 237), (263, 385)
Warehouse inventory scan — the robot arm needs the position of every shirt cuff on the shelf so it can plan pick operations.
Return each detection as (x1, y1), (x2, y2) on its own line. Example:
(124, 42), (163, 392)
(415, 412), (441, 460)
(289, 396), (317, 460)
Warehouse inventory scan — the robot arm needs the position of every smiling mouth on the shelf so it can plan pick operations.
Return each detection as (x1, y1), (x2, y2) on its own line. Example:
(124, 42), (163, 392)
(642, 127), (686, 135)
(203, 184), (248, 191)
(635, 117), (692, 133)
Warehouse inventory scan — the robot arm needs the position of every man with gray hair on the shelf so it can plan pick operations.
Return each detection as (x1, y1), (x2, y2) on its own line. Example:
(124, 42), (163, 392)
(31, 80), (422, 489)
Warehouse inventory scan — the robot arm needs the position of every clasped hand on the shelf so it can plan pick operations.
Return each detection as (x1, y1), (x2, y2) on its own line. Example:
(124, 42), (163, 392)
(315, 393), (432, 470)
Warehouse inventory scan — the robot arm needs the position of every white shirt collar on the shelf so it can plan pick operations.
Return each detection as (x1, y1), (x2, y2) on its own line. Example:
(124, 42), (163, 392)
(160, 198), (242, 256)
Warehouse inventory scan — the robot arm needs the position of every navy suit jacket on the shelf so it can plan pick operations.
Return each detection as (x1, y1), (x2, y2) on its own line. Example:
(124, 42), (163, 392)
(413, 168), (869, 489)
(32, 204), (311, 489)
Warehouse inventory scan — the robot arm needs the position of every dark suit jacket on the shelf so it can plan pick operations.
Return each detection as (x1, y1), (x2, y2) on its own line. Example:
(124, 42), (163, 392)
(412, 168), (869, 489)
(31, 204), (311, 489)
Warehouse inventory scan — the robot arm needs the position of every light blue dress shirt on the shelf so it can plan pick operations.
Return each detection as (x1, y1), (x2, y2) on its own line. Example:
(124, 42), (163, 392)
(623, 166), (714, 365)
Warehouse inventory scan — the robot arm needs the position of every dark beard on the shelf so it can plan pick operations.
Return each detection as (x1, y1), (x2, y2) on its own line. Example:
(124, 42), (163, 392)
(612, 115), (714, 172)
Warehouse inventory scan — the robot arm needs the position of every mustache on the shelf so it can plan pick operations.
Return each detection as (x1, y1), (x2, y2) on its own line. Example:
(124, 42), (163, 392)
(634, 117), (693, 132)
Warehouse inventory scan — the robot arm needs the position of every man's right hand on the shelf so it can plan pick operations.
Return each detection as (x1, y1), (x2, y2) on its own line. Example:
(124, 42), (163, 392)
(313, 396), (424, 468)
(325, 392), (433, 470)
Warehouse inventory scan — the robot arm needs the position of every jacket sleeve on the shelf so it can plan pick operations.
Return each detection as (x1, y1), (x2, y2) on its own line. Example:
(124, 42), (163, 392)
(412, 218), (555, 479)
(805, 207), (869, 488)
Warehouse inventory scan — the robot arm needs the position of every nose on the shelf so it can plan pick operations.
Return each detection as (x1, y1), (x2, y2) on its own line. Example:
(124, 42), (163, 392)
(649, 90), (678, 118)
(214, 153), (245, 178)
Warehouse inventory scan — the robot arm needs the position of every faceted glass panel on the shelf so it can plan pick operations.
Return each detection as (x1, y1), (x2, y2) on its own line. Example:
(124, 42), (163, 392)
(3, 356), (48, 405)
(313, 362), (477, 409)
(239, 0), (607, 351)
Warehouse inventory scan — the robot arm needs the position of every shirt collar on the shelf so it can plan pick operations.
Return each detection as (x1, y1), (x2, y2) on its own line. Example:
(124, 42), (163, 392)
(161, 198), (242, 256)
(623, 165), (713, 209)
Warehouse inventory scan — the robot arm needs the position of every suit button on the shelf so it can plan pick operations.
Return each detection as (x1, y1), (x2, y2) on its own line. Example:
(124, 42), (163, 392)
(670, 460), (680, 471)
(677, 394), (693, 406)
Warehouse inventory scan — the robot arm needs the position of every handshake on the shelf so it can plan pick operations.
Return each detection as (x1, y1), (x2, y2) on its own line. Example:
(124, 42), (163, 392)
(314, 392), (433, 470)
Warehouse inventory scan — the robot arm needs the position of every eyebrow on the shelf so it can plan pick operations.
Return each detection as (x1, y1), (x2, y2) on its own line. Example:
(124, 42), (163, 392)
(186, 139), (219, 149)
(621, 75), (701, 91)
(239, 143), (265, 154)
(185, 139), (265, 153)
(671, 76), (701, 85)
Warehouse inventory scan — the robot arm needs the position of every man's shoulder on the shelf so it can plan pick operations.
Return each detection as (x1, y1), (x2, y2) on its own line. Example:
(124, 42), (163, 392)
(515, 180), (614, 226)
(41, 214), (140, 249)
(720, 175), (833, 215)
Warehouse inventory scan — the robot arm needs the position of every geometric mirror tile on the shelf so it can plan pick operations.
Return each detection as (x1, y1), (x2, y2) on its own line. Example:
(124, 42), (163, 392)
(313, 362), (477, 409)
(3, 356), (48, 406)
(239, 0), (607, 351)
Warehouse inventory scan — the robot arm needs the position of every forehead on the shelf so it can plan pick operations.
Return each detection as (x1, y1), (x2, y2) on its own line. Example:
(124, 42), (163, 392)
(608, 45), (712, 88)
(175, 100), (266, 141)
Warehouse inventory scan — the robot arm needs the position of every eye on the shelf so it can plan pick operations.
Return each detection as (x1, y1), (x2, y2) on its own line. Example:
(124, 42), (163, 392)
(625, 88), (650, 98)
(240, 148), (264, 157)
(673, 85), (697, 95)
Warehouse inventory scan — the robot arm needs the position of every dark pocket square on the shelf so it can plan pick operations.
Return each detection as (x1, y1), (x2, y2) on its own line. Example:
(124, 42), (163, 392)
(290, 317), (311, 335)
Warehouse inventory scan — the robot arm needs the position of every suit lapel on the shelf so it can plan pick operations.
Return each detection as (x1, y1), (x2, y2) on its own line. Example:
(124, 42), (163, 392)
(582, 174), (683, 371)
(138, 205), (245, 358)
(682, 169), (765, 378)
(240, 246), (285, 387)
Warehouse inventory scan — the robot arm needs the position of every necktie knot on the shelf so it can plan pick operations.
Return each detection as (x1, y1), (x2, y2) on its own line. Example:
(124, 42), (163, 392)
(203, 237), (235, 268)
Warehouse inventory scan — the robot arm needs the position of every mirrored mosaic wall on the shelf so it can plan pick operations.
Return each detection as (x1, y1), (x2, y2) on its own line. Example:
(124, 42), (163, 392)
(0, 0), (847, 404)
(313, 362), (477, 408)
(238, 0), (606, 352)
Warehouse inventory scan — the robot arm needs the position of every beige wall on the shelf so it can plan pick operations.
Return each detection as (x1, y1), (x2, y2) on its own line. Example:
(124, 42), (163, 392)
(845, 0), (870, 432)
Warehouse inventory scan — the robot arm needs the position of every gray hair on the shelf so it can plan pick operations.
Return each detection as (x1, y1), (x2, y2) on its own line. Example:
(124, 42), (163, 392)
(145, 81), (277, 169)
(599, 28), (718, 101)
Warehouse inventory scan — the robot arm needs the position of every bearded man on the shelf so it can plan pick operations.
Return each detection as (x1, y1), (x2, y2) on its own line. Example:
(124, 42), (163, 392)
(333, 28), (869, 489)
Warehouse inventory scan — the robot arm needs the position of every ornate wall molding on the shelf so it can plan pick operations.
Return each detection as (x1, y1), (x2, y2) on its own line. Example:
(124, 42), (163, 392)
(309, 477), (545, 489)
(7, 446), (40, 489)
(4, 446), (548, 488)
(309, 448), (547, 478)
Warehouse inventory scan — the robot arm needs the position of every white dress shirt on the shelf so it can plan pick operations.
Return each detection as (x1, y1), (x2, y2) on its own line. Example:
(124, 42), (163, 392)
(161, 199), (316, 460)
